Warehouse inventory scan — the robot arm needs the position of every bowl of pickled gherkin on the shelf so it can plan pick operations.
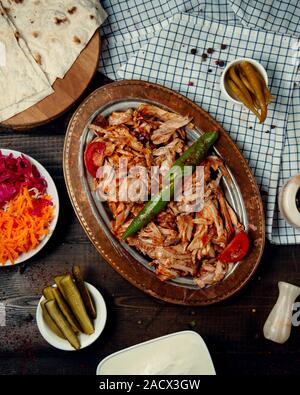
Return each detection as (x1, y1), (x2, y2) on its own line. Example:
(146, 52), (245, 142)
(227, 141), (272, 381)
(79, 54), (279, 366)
(36, 265), (107, 351)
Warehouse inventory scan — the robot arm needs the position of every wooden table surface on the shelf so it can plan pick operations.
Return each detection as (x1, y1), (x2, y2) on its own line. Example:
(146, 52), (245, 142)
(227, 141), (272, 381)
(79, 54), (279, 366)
(0, 72), (299, 376)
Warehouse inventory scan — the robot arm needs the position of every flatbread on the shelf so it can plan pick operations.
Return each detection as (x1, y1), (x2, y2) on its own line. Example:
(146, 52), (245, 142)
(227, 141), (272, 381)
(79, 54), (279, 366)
(0, 6), (53, 122)
(1, 0), (107, 81)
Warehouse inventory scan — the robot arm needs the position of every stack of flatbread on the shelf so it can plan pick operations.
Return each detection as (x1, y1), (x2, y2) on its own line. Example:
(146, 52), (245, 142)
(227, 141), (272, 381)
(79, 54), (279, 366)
(0, 0), (107, 122)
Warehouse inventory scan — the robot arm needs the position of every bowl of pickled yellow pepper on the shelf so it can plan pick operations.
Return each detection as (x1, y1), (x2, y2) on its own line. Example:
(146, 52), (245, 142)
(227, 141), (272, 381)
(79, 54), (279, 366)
(220, 58), (272, 123)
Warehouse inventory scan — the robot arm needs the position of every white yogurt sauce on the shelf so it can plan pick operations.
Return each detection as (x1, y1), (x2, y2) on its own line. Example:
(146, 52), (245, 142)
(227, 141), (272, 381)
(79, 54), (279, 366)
(97, 331), (215, 375)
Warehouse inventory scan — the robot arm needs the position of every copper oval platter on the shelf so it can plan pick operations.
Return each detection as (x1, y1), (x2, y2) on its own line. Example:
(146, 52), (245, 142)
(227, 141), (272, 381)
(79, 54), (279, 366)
(63, 80), (265, 305)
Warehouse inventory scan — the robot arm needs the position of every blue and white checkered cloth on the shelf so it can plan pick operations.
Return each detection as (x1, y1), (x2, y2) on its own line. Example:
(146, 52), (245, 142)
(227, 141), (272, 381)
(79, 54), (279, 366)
(99, 1), (300, 244)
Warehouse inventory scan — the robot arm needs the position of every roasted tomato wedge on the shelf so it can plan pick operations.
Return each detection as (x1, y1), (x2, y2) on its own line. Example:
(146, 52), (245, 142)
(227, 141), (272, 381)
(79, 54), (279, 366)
(218, 230), (250, 263)
(84, 142), (106, 177)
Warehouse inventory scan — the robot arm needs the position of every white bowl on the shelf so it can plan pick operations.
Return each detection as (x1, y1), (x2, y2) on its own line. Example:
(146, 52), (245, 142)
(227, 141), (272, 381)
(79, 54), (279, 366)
(0, 149), (59, 267)
(278, 174), (300, 228)
(96, 331), (216, 375)
(36, 282), (107, 351)
(220, 57), (268, 105)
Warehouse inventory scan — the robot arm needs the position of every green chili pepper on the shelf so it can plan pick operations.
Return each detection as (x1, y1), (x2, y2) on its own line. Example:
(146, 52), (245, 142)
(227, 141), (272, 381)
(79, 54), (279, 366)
(122, 131), (219, 240)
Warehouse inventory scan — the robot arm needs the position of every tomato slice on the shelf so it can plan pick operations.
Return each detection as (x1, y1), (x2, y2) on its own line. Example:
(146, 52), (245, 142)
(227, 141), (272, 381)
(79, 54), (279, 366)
(218, 230), (250, 263)
(84, 142), (106, 177)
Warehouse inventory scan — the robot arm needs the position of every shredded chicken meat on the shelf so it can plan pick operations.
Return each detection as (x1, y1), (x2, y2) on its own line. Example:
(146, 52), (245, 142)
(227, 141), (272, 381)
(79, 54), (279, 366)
(88, 104), (244, 288)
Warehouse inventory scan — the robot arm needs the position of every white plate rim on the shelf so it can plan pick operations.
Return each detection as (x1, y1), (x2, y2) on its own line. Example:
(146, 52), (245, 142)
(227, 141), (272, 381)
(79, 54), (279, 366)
(36, 282), (107, 351)
(0, 148), (59, 267)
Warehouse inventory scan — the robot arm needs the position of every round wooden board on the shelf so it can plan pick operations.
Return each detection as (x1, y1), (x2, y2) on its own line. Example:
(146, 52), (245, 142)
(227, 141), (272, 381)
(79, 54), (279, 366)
(2, 32), (100, 130)
(63, 80), (265, 306)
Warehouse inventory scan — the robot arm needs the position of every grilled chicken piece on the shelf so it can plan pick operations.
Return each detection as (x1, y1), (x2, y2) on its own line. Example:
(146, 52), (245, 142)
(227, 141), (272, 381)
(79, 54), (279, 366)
(194, 270), (215, 288)
(137, 104), (188, 122)
(153, 138), (184, 171)
(177, 214), (194, 242)
(151, 116), (192, 145)
(89, 123), (107, 134)
(167, 201), (181, 216)
(213, 261), (228, 282)
(188, 225), (209, 252)
(128, 237), (194, 275)
(215, 187), (235, 241)
(143, 147), (153, 168)
(225, 201), (243, 231)
(154, 262), (179, 281)
(138, 222), (165, 246)
(153, 138), (184, 157)
(157, 211), (177, 230)
(131, 203), (145, 217)
(89, 114), (108, 134)
(158, 226), (180, 246)
(112, 203), (133, 230)
(203, 155), (229, 181)
(195, 261), (228, 288)
(205, 199), (227, 246)
(137, 222), (179, 247)
(108, 109), (133, 125)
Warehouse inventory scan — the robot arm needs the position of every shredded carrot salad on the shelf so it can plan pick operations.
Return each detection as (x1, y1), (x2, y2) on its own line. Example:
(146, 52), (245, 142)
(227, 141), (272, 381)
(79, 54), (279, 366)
(0, 187), (54, 265)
